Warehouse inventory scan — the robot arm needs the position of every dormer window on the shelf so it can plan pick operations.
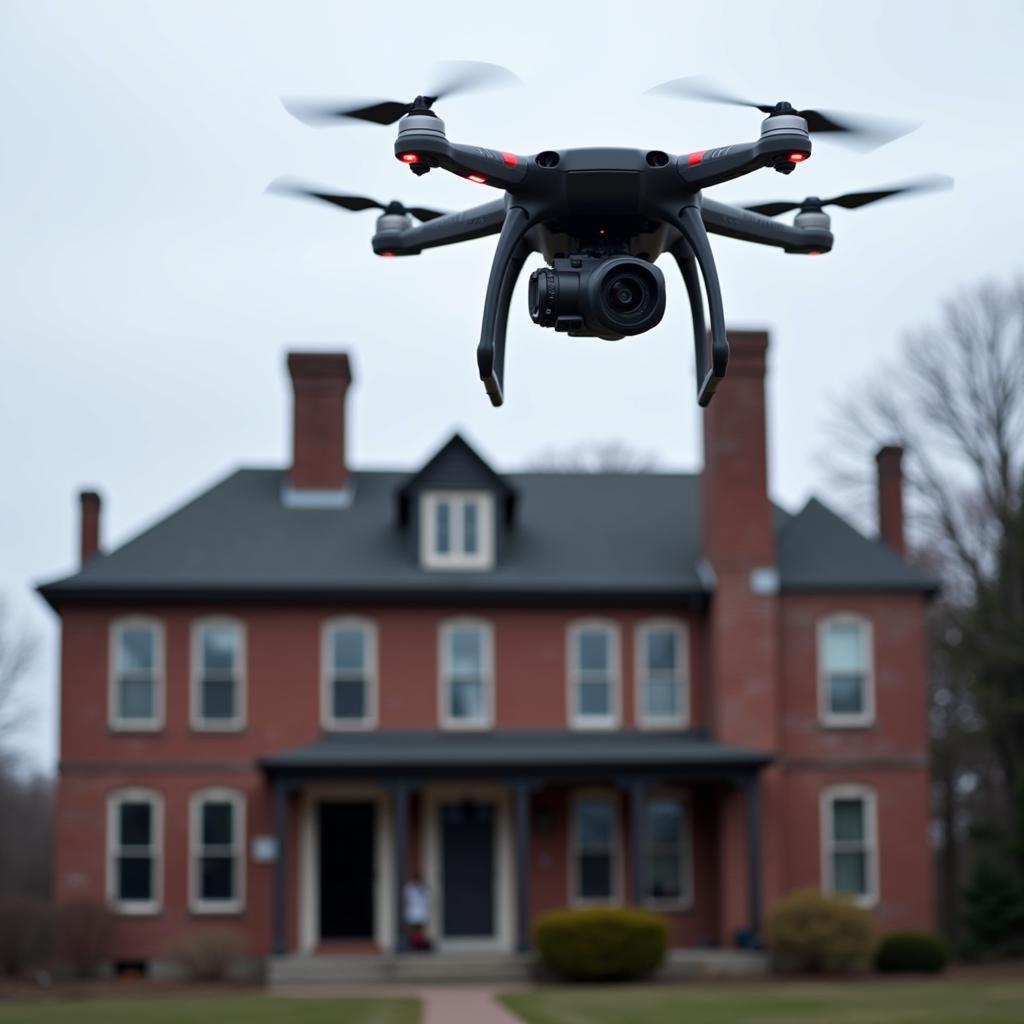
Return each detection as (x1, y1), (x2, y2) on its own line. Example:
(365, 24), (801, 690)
(420, 491), (495, 570)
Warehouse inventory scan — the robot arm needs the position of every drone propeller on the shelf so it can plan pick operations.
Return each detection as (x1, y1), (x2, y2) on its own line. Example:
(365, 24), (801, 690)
(646, 75), (917, 150)
(266, 177), (447, 221)
(743, 174), (953, 218)
(283, 60), (521, 127)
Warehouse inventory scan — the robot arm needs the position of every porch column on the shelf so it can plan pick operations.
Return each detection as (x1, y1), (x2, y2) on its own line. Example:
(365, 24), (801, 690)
(513, 779), (533, 953)
(743, 773), (763, 945)
(628, 778), (651, 905)
(272, 777), (290, 956)
(391, 779), (410, 954)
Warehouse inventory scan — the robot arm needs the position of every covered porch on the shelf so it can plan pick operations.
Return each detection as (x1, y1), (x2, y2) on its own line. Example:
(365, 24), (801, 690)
(260, 732), (771, 960)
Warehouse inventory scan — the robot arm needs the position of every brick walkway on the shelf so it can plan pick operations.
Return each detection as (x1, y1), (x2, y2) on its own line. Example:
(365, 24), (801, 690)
(421, 986), (524, 1024)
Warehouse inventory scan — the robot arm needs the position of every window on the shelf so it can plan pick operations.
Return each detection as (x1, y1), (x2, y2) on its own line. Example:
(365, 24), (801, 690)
(636, 621), (688, 728)
(644, 796), (692, 907)
(192, 620), (246, 731)
(568, 621), (620, 729)
(321, 619), (377, 729)
(822, 785), (879, 907)
(818, 615), (874, 727)
(572, 796), (618, 903)
(107, 789), (162, 914)
(420, 491), (495, 569)
(439, 620), (493, 728)
(109, 618), (164, 730)
(190, 789), (245, 914)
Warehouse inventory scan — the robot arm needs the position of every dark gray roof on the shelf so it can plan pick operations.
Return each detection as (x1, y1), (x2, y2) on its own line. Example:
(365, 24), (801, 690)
(38, 447), (934, 605)
(260, 730), (771, 777)
(777, 498), (938, 594)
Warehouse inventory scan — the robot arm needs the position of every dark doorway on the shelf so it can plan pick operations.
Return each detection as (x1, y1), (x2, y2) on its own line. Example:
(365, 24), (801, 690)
(319, 801), (374, 940)
(441, 801), (495, 938)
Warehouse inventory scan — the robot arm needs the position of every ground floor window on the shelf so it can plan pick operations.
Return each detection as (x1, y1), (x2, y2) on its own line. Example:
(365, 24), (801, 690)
(107, 789), (162, 914)
(822, 784), (878, 906)
(190, 788), (246, 914)
(645, 795), (692, 906)
(572, 795), (618, 903)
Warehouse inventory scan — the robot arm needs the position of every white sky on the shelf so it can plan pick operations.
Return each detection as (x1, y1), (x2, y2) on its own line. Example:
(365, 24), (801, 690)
(2, 0), (1022, 770)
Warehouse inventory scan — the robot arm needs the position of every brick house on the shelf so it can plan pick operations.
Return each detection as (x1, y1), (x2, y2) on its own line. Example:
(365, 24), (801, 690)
(39, 331), (935, 974)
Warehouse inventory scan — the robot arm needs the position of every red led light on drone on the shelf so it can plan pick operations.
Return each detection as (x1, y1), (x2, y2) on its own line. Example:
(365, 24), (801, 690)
(501, 152), (518, 167)
(789, 152), (807, 162)
(399, 153), (420, 163)
(381, 252), (395, 258)
(468, 174), (487, 184)
(687, 151), (704, 166)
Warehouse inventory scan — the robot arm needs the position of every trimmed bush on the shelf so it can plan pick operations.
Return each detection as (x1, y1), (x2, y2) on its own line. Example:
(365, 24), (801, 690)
(875, 932), (950, 973)
(168, 927), (245, 981)
(765, 889), (875, 974)
(534, 907), (668, 981)
(52, 901), (115, 979)
(0, 897), (51, 977)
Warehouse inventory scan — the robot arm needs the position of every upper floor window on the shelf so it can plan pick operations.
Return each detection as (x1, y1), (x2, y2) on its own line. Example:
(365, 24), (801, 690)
(439, 619), (493, 729)
(109, 618), (164, 731)
(572, 795), (619, 904)
(822, 784), (879, 907)
(189, 788), (246, 914)
(568, 621), (620, 729)
(107, 788), (162, 914)
(636, 621), (688, 728)
(818, 615), (874, 727)
(191, 619), (246, 731)
(420, 491), (495, 570)
(644, 795), (693, 907)
(322, 619), (377, 730)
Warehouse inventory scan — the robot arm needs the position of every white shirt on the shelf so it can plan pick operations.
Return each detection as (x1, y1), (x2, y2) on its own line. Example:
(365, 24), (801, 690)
(403, 880), (430, 925)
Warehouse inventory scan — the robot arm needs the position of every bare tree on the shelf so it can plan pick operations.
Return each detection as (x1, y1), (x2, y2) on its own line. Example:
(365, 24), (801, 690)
(526, 440), (662, 473)
(0, 601), (37, 771)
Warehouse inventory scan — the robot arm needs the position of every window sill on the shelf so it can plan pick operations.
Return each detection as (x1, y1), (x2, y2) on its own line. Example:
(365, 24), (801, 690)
(190, 903), (245, 917)
(636, 718), (688, 731)
(322, 719), (377, 732)
(190, 722), (247, 734)
(569, 718), (620, 731)
(109, 721), (164, 733)
(439, 719), (493, 732)
(819, 717), (876, 730)
(112, 903), (162, 917)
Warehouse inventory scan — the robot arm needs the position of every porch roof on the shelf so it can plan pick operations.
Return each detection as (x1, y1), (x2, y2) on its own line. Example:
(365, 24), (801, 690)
(260, 730), (771, 780)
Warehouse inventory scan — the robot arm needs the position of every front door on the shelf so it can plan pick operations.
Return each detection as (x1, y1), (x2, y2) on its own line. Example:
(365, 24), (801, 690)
(319, 801), (374, 940)
(440, 800), (495, 938)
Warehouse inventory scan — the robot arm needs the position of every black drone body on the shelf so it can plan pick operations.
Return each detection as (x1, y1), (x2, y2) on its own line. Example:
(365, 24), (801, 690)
(276, 67), (948, 407)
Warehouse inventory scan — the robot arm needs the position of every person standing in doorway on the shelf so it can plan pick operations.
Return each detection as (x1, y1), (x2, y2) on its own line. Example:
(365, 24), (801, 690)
(403, 870), (431, 951)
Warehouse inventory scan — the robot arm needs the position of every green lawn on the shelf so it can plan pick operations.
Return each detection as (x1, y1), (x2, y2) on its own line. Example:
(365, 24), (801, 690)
(0, 996), (420, 1024)
(501, 980), (1024, 1024)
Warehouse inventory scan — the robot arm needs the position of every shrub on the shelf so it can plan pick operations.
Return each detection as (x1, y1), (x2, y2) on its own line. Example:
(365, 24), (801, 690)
(0, 897), (51, 977)
(168, 928), (246, 982)
(52, 901), (115, 978)
(765, 889), (876, 974)
(961, 851), (1024, 960)
(875, 932), (950, 973)
(534, 907), (668, 981)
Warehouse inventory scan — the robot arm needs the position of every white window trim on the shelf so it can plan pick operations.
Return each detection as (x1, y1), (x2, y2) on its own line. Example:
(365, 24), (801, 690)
(108, 617), (165, 732)
(106, 787), (163, 916)
(817, 613), (875, 728)
(569, 790), (622, 906)
(634, 619), (690, 729)
(821, 783), (879, 909)
(320, 617), (378, 731)
(567, 619), (621, 730)
(190, 617), (247, 732)
(189, 787), (246, 915)
(642, 790), (695, 912)
(420, 491), (495, 570)
(438, 618), (494, 730)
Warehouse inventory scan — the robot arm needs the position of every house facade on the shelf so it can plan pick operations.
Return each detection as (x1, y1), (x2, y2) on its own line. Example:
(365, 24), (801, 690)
(40, 332), (935, 971)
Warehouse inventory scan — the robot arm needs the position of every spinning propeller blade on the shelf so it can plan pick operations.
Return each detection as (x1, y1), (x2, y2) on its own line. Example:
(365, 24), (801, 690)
(743, 175), (954, 217)
(283, 60), (521, 127)
(646, 75), (917, 150)
(266, 178), (446, 221)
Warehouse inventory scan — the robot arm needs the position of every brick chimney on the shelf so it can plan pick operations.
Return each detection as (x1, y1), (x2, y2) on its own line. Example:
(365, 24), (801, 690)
(876, 444), (905, 557)
(79, 490), (102, 565)
(286, 352), (353, 498)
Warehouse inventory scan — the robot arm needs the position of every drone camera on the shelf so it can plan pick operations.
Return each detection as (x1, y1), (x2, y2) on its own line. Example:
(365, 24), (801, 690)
(528, 256), (666, 340)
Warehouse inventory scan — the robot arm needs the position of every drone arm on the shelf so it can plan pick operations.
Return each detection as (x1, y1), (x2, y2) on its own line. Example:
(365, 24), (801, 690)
(372, 199), (507, 255)
(395, 134), (528, 190)
(668, 206), (729, 406)
(676, 132), (811, 190)
(701, 198), (833, 254)
(477, 205), (535, 406)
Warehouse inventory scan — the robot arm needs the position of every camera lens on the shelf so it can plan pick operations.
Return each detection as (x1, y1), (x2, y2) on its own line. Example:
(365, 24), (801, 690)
(588, 256), (666, 336)
(607, 276), (646, 314)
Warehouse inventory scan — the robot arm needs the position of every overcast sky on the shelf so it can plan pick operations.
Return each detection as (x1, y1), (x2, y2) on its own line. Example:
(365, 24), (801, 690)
(2, 0), (1022, 770)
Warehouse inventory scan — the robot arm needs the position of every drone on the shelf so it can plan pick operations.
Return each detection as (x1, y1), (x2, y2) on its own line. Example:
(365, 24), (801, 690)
(274, 62), (950, 407)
